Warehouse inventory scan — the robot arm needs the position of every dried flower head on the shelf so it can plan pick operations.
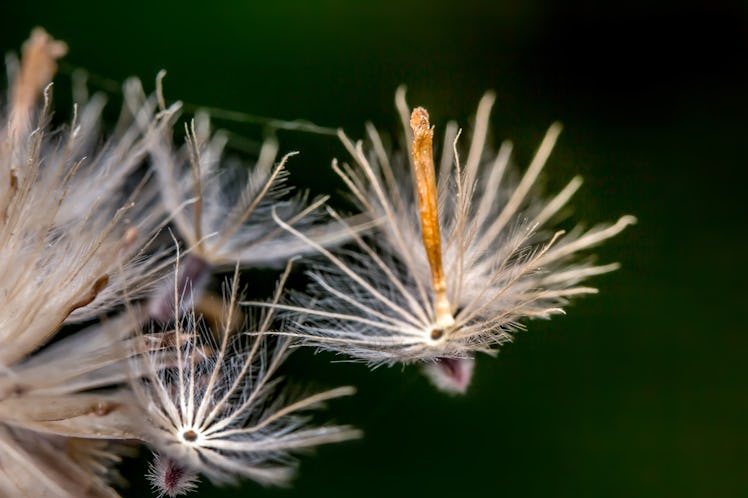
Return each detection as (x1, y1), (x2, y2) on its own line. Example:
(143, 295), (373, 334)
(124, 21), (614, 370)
(135, 262), (361, 495)
(0, 28), (176, 496)
(258, 88), (635, 393)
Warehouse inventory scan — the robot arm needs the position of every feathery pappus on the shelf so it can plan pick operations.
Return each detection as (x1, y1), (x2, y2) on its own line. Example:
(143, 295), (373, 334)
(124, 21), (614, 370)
(137, 261), (361, 497)
(257, 88), (636, 394)
(0, 28), (175, 497)
(146, 96), (361, 322)
(0, 28), (360, 497)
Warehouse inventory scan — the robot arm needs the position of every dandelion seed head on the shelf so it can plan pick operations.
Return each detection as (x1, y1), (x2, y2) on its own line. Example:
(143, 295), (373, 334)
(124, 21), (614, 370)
(265, 88), (635, 393)
(135, 264), (360, 491)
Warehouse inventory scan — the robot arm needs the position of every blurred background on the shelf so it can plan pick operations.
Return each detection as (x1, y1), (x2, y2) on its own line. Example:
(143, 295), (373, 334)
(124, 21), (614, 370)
(2, 1), (746, 497)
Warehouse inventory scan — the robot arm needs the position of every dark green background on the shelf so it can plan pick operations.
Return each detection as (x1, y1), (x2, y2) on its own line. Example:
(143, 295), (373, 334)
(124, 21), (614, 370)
(2, 1), (746, 497)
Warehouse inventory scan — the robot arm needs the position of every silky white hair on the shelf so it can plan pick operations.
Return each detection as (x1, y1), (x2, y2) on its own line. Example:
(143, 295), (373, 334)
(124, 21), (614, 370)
(135, 261), (360, 493)
(252, 89), (635, 373)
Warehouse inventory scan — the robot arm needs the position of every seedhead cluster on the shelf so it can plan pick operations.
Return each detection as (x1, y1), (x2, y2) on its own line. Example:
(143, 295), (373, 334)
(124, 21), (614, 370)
(0, 28), (633, 496)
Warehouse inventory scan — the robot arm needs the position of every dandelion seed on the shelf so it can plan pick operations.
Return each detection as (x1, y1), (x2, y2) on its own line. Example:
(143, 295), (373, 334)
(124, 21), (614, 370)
(146, 103), (360, 321)
(254, 88), (635, 394)
(134, 259), (361, 491)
